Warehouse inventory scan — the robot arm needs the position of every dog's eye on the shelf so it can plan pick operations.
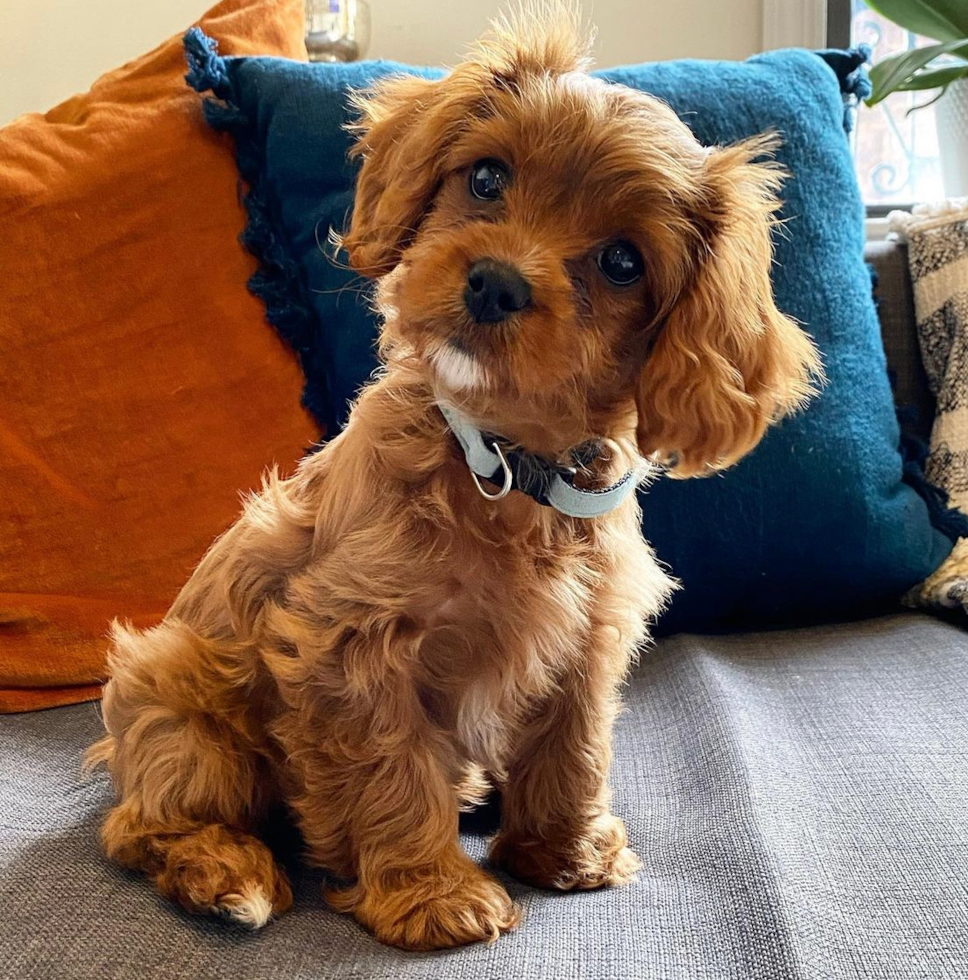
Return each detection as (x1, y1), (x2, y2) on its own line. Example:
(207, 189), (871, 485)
(596, 241), (644, 286)
(470, 159), (511, 201)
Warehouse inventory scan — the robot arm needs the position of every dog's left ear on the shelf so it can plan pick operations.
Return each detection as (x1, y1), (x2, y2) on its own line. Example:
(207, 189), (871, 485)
(634, 135), (823, 478)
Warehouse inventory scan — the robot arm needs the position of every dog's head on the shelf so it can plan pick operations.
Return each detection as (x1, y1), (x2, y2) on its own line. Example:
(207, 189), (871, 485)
(342, 8), (821, 475)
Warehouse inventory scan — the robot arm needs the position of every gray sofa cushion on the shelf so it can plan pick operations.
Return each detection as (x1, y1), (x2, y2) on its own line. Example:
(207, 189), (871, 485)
(2, 613), (967, 979)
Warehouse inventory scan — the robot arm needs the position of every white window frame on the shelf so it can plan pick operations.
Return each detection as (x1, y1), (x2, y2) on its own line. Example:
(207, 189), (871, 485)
(762, 0), (891, 239)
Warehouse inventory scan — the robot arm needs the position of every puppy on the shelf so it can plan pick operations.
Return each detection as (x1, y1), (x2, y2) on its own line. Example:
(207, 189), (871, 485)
(88, 8), (819, 951)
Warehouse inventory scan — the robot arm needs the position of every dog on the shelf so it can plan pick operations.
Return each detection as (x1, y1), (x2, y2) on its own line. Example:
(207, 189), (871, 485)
(87, 7), (820, 951)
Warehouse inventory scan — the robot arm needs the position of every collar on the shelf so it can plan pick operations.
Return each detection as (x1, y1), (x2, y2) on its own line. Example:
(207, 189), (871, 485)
(438, 401), (641, 519)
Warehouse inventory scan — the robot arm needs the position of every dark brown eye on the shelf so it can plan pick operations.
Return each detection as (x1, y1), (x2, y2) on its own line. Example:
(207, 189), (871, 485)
(470, 159), (511, 200)
(596, 241), (644, 286)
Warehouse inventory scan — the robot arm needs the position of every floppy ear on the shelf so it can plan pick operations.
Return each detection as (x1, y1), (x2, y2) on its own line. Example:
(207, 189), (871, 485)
(635, 135), (822, 478)
(341, 73), (450, 278)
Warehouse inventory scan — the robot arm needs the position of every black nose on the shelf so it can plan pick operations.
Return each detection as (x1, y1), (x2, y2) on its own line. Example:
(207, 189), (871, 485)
(464, 259), (532, 324)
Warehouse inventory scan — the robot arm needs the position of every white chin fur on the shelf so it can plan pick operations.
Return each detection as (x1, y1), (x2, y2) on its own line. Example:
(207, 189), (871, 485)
(432, 346), (487, 392)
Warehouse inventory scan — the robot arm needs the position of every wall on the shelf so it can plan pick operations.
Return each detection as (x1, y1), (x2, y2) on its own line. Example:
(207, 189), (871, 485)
(0, 0), (763, 125)
(368, 0), (763, 71)
(1, 0), (212, 124)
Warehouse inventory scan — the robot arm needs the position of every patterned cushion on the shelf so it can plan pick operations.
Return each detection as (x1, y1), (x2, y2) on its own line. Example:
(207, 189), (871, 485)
(889, 204), (968, 615)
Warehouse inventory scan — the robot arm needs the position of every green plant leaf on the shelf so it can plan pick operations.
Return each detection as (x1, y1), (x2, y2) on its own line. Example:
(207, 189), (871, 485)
(895, 64), (968, 89)
(866, 0), (968, 42)
(867, 39), (968, 103)
(908, 85), (951, 111)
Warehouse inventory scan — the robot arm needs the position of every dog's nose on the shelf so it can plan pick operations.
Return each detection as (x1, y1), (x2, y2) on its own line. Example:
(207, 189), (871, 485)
(464, 259), (532, 324)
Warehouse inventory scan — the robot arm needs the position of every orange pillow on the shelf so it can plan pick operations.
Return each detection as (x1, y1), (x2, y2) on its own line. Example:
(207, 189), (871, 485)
(0, 0), (318, 712)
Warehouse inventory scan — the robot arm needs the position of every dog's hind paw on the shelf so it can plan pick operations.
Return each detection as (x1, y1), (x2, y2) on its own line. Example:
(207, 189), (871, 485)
(149, 824), (293, 929)
(211, 884), (276, 930)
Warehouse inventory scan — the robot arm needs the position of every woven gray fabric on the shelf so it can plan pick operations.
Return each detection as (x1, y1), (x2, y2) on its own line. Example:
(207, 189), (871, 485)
(2, 613), (967, 980)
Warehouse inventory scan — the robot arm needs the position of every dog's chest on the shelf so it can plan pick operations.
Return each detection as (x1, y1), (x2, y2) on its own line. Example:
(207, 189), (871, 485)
(421, 532), (593, 652)
(416, 530), (598, 768)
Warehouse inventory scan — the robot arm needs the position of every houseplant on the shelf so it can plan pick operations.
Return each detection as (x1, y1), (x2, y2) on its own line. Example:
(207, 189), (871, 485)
(866, 0), (968, 195)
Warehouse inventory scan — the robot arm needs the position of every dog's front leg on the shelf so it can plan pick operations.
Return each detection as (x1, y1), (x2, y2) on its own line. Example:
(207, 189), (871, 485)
(314, 684), (520, 950)
(490, 634), (641, 891)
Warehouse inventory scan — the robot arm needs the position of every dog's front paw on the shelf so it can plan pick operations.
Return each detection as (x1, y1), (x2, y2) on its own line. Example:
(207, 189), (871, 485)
(327, 862), (520, 951)
(491, 813), (641, 891)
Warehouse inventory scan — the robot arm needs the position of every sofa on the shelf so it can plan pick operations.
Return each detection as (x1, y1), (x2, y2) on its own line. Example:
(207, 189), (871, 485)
(2, 241), (966, 980)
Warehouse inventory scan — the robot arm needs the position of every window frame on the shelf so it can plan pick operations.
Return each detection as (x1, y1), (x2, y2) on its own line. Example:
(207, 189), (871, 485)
(831, 0), (914, 225)
(827, 0), (852, 48)
(764, 1), (916, 228)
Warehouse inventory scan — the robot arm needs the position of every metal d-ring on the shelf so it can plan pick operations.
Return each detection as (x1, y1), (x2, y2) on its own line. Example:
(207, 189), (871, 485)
(470, 441), (513, 501)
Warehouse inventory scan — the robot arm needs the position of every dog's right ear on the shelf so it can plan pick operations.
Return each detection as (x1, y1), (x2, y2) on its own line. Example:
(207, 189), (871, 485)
(342, 74), (451, 278)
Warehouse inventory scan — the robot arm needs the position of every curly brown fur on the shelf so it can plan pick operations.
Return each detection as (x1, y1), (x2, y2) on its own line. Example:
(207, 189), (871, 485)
(88, 5), (819, 951)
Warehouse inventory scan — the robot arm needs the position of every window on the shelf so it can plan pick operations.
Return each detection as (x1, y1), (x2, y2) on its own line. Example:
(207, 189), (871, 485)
(843, 0), (944, 208)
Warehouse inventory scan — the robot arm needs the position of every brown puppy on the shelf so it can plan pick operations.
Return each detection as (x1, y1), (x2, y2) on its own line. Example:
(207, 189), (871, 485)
(88, 8), (820, 951)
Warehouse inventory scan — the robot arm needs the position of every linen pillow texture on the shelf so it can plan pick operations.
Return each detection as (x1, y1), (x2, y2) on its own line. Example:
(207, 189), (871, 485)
(0, 0), (317, 712)
(184, 34), (954, 632)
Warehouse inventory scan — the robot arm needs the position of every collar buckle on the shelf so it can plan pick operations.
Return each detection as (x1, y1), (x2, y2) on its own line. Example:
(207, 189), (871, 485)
(470, 441), (513, 501)
(438, 401), (643, 519)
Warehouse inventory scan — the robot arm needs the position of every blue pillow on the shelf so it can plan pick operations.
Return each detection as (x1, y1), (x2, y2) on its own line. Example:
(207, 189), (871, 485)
(184, 31), (954, 632)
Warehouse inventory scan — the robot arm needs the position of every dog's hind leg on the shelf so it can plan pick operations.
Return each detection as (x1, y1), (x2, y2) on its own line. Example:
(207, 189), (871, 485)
(100, 803), (291, 928)
(91, 620), (292, 929)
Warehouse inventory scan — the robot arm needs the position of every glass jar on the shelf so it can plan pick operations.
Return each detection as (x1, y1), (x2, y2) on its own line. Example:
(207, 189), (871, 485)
(305, 0), (371, 63)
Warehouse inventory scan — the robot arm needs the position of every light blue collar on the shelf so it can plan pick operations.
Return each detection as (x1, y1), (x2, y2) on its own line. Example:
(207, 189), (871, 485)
(438, 402), (641, 519)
